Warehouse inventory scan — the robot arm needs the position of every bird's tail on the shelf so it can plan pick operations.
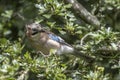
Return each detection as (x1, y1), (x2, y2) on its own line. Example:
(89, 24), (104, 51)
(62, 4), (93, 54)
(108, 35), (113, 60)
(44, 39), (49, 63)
(73, 50), (95, 62)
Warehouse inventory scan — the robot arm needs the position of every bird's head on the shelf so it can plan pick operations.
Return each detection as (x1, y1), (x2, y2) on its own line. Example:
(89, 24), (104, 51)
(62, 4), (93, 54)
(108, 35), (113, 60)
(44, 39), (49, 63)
(26, 23), (42, 38)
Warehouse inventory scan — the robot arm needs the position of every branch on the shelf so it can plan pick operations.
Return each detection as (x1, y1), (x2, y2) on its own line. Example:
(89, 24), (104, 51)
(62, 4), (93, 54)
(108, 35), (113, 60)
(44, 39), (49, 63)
(97, 46), (120, 53)
(65, 0), (100, 27)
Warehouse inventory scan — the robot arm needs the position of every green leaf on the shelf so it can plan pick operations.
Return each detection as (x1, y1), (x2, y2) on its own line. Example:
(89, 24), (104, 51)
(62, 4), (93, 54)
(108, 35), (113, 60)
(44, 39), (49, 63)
(43, 14), (52, 19)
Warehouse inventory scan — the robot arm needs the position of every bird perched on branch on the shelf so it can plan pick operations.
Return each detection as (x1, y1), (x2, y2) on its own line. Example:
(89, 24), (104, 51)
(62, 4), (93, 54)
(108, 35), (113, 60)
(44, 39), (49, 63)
(26, 23), (94, 61)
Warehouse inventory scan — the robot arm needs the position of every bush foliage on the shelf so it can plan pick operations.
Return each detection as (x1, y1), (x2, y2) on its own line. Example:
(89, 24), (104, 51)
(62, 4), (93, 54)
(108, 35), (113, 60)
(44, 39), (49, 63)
(0, 0), (120, 80)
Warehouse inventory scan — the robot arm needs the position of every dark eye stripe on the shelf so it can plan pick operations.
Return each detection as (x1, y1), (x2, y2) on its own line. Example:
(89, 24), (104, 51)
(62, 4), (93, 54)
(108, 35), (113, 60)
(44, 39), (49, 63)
(32, 31), (39, 35)
(31, 29), (45, 35)
(32, 28), (38, 31)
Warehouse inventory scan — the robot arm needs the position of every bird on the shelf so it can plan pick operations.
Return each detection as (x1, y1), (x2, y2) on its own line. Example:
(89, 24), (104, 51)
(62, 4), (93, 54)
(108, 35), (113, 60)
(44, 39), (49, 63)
(25, 23), (94, 61)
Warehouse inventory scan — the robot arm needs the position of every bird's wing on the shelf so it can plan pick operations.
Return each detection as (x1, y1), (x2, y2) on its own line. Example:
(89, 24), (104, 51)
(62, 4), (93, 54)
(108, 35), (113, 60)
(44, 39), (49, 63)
(48, 33), (71, 47)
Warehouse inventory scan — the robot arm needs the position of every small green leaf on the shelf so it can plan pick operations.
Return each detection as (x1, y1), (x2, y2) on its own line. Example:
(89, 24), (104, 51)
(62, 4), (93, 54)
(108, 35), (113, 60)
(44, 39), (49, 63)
(59, 30), (66, 35)
(43, 14), (52, 19)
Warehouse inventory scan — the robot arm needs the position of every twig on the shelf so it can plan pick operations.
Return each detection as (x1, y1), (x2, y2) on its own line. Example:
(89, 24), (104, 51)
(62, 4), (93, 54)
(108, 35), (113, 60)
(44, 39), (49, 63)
(80, 32), (92, 45)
